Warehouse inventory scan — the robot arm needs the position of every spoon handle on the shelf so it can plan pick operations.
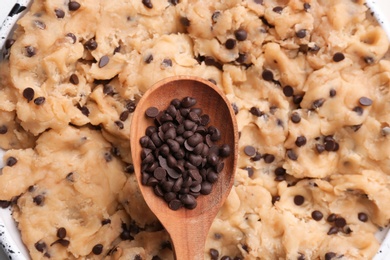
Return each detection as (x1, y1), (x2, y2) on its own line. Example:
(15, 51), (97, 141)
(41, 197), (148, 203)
(168, 217), (211, 260)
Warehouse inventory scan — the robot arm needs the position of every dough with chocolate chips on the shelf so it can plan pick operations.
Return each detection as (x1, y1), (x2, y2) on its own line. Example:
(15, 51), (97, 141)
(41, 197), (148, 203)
(0, 0), (389, 259)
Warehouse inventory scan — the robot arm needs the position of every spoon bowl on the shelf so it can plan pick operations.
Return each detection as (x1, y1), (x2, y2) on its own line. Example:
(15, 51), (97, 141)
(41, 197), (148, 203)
(130, 75), (238, 260)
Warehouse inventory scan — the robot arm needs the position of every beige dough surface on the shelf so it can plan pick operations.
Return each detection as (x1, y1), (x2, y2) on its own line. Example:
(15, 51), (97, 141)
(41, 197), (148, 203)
(0, 0), (389, 259)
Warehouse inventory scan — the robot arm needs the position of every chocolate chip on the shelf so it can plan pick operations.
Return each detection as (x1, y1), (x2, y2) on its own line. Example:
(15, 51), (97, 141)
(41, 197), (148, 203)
(26, 46), (36, 57)
(101, 218), (111, 225)
(169, 0), (179, 5)
(350, 124), (362, 132)
(66, 33), (77, 43)
(180, 194), (197, 209)
(283, 85), (294, 97)
(145, 107), (159, 118)
(358, 212), (368, 222)
(312, 98), (325, 109)
(118, 111), (129, 122)
(327, 213), (337, 222)
(51, 239), (70, 247)
(311, 210), (323, 221)
(99, 55), (109, 68)
(78, 105), (89, 116)
(207, 152), (219, 166)
(329, 89), (336, 97)
(287, 149), (298, 161)
(142, 0), (153, 8)
(204, 56), (223, 70)
(6, 157), (17, 167)
(315, 144), (325, 153)
(168, 199), (182, 210)
(34, 97), (46, 105)
(161, 58), (173, 67)
(111, 146), (120, 157)
(145, 54), (154, 63)
(211, 11), (221, 23)
(57, 227), (67, 239)
(263, 154), (275, 163)
(119, 223), (134, 241)
(67, 74), (79, 86)
(66, 172), (74, 182)
(34, 241), (47, 253)
(243, 167), (253, 178)
(34, 20), (46, 30)
(352, 106), (364, 115)
(164, 192), (176, 202)
(124, 163), (134, 174)
(334, 217), (346, 228)
(274, 167), (286, 176)
(55, 9), (65, 18)
(325, 252), (336, 260)
(0, 125), (8, 135)
(272, 6), (283, 13)
(28, 185), (36, 192)
(219, 144), (231, 157)
(101, 85), (114, 96)
(104, 151), (114, 162)
(381, 126), (390, 136)
(251, 152), (262, 161)
(115, 120), (124, 129)
(153, 167), (166, 180)
(210, 248), (219, 260)
(292, 95), (303, 105)
(92, 244), (103, 255)
(343, 226), (353, 234)
(332, 142), (340, 151)
(68, 1), (81, 11)
(296, 29), (307, 38)
(181, 96), (197, 108)
(23, 87), (35, 102)
(200, 181), (212, 195)
(84, 38), (98, 51)
(295, 136), (307, 147)
(303, 3), (311, 11)
(234, 29), (248, 41)
(327, 226), (339, 235)
(33, 195), (45, 206)
(359, 96), (372, 106)
(262, 69), (274, 81)
(364, 56), (375, 64)
(225, 38), (237, 49)
(333, 52), (345, 62)
(5, 39), (15, 49)
(291, 112), (301, 123)
(249, 107), (263, 117)
(244, 146), (256, 157)
(200, 114), (210, 126)
(293, 195), (304, 205)
(324, 139), (337, 152)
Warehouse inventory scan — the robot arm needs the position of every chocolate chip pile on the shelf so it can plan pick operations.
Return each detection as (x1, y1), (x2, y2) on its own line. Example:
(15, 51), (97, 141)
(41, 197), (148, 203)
(1, 0), (389, 258)
(139, 97), (230, 210)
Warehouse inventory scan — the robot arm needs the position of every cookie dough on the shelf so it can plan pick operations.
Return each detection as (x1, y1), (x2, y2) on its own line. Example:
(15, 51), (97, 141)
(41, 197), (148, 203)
(0, 0), (389, 259)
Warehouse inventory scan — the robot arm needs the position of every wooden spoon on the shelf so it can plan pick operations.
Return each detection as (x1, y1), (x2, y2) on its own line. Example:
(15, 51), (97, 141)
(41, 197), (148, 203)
(130, 75), (238, 260)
